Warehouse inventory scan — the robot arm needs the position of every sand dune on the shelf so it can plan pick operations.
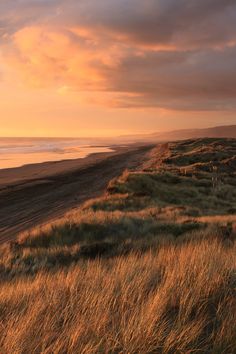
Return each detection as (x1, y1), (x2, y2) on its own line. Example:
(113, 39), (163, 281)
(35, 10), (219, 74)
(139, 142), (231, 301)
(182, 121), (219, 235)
(0, 144), (153, 242)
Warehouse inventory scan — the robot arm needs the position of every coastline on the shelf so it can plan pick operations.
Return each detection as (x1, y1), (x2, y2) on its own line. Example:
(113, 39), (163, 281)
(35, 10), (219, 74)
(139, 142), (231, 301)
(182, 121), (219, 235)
(0, 144), (114, 170)
(0, 144), (153, 243)
(0, 145), (118, 189)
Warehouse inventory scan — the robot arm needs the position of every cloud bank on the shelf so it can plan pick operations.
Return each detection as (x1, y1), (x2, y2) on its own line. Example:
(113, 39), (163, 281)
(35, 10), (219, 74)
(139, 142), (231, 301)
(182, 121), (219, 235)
(1, 0), (236, 110)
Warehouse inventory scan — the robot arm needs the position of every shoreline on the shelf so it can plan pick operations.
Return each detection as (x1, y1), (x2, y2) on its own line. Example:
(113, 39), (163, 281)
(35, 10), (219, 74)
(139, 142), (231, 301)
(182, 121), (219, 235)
(0, 145), (119, 189)
(0, 144), (153, 243)
(0, 144), (115, 172)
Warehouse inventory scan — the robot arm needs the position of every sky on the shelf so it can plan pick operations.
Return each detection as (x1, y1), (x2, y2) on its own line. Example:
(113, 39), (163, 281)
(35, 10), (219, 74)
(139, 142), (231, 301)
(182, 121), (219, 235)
(0, 0), (236, 137)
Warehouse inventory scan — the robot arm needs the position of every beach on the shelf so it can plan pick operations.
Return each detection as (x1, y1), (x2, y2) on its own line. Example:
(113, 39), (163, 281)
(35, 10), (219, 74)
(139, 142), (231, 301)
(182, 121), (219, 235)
(0, 144), (153, 243)
(0, 137), (115, 169)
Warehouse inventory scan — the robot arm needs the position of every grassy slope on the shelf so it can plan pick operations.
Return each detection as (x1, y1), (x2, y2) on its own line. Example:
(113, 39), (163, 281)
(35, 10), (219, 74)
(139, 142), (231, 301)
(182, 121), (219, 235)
(0, 138), (236, 353)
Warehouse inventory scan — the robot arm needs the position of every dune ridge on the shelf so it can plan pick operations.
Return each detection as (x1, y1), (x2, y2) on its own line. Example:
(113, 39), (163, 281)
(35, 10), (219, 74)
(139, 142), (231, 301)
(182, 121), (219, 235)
(0, 138), (235, 353)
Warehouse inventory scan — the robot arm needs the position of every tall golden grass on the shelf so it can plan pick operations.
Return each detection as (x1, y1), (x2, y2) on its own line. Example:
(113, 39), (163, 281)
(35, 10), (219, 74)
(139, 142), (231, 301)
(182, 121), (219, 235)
(0, 239), (235, 353)
(1, 139), (235, 353)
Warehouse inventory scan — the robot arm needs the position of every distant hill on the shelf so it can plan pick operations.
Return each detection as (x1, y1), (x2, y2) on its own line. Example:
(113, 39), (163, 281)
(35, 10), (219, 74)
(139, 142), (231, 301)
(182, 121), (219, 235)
(152, 125), (236, 141)
(118, 125), (236, 143)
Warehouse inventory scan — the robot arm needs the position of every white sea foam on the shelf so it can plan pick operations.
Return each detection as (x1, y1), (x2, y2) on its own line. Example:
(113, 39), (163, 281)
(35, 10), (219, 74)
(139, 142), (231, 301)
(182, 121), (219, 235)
(0, 138), (113, 169)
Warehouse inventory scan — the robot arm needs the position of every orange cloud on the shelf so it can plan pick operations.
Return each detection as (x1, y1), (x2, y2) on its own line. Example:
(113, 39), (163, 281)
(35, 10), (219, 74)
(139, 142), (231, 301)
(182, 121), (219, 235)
(1, 0), (236, 112)
(3, 26), (107, 89)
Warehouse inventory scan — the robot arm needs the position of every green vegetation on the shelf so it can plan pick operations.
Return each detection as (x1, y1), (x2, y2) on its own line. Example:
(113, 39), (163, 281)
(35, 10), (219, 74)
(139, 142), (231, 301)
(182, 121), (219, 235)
(0, 138), (236, 353)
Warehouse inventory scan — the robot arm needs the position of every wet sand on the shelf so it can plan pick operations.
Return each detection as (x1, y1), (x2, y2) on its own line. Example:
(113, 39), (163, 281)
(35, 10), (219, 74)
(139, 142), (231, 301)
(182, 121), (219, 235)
(0, 144), (153, 243)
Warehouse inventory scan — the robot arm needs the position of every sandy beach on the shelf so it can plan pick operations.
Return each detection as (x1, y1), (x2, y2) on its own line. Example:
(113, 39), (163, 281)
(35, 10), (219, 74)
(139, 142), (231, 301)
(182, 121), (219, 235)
(0, 144), (153, 243)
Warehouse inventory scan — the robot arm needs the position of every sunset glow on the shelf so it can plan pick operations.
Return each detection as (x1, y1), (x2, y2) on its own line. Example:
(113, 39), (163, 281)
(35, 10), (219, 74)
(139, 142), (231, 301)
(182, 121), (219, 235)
(0, 0), (236, 137)
(1, 4), (236, 351)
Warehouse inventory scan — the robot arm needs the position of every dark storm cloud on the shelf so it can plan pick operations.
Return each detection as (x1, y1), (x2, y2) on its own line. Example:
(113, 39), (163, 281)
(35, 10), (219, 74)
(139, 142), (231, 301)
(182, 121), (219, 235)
(0, 0), (61, 38)
(2, 0), (235, 48)
(61, 0), (236, 48)
(96, 46), (236, 110)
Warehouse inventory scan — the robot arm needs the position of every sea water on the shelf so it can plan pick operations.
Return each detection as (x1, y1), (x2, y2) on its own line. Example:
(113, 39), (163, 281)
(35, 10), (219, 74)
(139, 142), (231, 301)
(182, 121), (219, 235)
(0, 138), (113, 169)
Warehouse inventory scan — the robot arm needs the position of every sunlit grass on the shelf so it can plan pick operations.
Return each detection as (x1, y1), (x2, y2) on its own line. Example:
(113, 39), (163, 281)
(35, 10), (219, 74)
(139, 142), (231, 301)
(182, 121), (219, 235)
(0, 240), (235, 353)
(0, 138), (236, 353)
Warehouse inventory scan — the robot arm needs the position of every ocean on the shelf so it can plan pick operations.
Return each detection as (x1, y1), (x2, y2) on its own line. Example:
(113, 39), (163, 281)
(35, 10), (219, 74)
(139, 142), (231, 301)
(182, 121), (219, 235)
(0, 138), (113, 169)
